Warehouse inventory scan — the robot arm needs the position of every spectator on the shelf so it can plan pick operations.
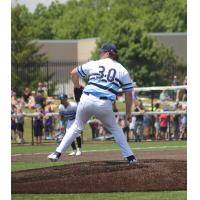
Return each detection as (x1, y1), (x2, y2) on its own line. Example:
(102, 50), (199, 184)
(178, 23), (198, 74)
(159, 90), (170, 102)
(89, 116), (111, 140)
(37, 81), (43, 91)
(37, 81), (48, 98)
(11, 105), (17, 140)
(143, 113), (153, 141)
(182, 76), (187, 101)
(179, 105), (187, 140)
(159, 111), (169, 140)
(169, 115), (175, 140)
(28, 91), (36, 109)
(88, 116), (100, 139)
(17, 97), (26, 108)
(11, 91), (17, 106)
(44, 100), (54, 140)
(35, 90), (46, 109)
(153, 102), (161, 141)
(15, 107), (25, 144)
(33, 106), (44, 144)
(134, 100), (144, 142)
(172, 103), (182, 140)
(132, 82), (138, 102)
(23, 87), (31, 106)
(129, 115), (136, 141)
(172, 115), (180, 140)
(98, 121), (108, 138)
(171, 75), (180, 101)
(118, 116), (130, 141)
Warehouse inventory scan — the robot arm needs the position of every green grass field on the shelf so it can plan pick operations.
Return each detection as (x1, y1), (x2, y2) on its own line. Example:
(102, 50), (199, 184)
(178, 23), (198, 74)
(12, 141), (187, 200)
(12, 191), (187, 200)
(12, 140), (186, 156)
(12, 141), (186, 172)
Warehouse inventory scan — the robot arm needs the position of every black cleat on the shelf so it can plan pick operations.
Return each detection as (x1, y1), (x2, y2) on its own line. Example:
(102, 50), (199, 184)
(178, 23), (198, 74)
(127, 155), (138, 165)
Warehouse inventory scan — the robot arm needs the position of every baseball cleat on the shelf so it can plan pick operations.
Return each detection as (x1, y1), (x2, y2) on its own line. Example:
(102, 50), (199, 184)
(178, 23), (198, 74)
(75, 148), (82, 156)
(68, 150), (76, 156)
(128, 158), (138, 165)
(126, 155), (138, 165)
(48, 152), (61, 162)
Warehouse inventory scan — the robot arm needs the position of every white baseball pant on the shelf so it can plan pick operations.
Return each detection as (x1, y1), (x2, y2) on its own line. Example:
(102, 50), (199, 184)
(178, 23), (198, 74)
(56, 93), (134, 158)
(66, 119), (81, 137)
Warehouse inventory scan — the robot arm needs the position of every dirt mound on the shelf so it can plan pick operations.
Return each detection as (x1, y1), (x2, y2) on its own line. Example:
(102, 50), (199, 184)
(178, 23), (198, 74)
(12, 159), (186, 193)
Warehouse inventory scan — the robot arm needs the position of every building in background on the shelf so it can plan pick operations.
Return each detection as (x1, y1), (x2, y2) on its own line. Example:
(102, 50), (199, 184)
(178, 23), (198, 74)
(36, 33), (186, 96)
(38, 33), (186, 64)
(37, 38), (96, 96)
(38, 38), (96, 63)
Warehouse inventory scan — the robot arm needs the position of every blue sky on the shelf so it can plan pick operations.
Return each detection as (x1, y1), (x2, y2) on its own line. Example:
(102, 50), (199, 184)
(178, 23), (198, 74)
(11, 0), (68, 12)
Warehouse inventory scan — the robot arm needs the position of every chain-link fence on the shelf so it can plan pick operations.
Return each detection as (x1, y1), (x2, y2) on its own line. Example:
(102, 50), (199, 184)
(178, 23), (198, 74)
(11, 61), (186, 97)
(11, 61), (82, 97)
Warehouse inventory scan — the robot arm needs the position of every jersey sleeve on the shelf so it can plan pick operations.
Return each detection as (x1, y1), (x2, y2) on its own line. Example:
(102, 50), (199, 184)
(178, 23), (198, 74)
(76, 61), (94, 78)
(121, 70), (133, 92)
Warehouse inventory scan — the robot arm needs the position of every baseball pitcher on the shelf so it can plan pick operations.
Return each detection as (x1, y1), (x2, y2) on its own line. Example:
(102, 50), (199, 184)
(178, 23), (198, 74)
(48, 43), (137, 164)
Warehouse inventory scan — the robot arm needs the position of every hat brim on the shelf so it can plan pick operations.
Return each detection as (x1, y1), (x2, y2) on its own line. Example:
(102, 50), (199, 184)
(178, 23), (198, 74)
(98, 48), (107, 53)
(98, 48), (117, 54)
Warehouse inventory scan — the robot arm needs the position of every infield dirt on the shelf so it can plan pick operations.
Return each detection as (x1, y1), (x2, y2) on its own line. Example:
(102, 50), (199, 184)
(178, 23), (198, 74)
(12, 150), (186, 193)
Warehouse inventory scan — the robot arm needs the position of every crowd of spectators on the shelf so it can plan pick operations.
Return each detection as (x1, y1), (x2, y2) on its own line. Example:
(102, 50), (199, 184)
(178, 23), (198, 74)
(11, 79), (187, 144)
(87, 99), (187, 142)
(11, 81), (55, 144)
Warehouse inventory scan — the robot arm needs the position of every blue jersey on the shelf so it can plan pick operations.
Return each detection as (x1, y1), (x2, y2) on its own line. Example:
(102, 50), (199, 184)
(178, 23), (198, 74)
(77, 58), (133, 101)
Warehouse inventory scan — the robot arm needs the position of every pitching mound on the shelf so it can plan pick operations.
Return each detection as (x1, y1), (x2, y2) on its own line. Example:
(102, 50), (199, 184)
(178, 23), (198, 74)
(12, 159), (186, 193)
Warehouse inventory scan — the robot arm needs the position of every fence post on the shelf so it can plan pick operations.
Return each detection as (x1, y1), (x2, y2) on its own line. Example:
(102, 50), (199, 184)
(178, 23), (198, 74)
(31, 117), (34, 145)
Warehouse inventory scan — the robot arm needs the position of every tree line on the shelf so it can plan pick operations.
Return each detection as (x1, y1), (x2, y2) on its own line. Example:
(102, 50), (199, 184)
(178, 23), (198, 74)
(12, 0), (187, 93)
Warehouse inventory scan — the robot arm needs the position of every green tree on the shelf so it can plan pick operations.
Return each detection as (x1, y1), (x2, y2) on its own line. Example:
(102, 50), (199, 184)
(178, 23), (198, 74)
(31, 4), (54, 39)
(28, 0), (187, 40)
(92, 21), (186, 86)
(11, 5), (48, 95)
(32, 1), (65, 39)
(53, 0), (110, 39)
(160, 0), (187, 32)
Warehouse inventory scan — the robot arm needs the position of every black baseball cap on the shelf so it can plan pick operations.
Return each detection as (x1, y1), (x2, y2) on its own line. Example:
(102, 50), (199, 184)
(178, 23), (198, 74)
(99, 43), (117, 53)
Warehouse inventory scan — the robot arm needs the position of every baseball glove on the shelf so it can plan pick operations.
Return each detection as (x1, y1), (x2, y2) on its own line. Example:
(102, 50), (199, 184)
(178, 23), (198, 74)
(74, 86), (84, 103)
(54, 131), (65, 144)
